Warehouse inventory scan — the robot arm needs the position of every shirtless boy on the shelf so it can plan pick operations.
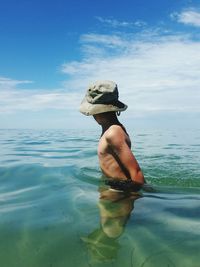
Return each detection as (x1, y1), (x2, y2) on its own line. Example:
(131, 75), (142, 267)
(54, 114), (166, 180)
(80, 80), (145, 191)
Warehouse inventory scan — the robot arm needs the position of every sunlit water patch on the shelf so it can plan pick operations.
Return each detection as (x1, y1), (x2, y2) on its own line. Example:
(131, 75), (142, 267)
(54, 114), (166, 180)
(0, 129), (200, 267)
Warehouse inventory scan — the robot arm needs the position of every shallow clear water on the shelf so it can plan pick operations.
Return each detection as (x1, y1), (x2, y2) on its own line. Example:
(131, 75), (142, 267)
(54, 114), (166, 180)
(0, 128), (200, 267)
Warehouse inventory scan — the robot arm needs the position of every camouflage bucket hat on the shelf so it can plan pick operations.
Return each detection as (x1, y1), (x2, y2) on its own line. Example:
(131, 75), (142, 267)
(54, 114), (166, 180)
(79, 80), (127, 116)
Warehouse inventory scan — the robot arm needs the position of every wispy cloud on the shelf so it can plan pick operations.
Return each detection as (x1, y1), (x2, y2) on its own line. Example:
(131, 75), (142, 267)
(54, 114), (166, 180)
(171, 8), (200, 27)
(0, 77), (80, 114)
(80, 34), (126, 47)
(95, 16), (146, 28)
(0, 77), (32, 89)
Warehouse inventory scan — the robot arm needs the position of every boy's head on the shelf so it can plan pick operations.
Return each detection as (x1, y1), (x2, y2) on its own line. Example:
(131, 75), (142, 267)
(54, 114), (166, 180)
(79, 80), (127, 116)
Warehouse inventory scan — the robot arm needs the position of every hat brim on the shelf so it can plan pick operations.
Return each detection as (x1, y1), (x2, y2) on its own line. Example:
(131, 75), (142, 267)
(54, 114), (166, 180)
(79, 97), (128, 116)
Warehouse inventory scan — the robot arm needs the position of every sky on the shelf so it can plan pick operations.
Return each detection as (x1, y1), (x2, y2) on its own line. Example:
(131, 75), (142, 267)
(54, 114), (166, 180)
(0, 0), (200, 130)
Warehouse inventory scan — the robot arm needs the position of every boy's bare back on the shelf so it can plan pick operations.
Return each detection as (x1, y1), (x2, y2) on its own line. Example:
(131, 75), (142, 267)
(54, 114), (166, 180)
(97, 125), (145, 185)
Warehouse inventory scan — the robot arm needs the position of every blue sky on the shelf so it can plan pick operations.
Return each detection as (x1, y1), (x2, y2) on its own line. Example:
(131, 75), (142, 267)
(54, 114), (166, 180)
(0, 0), (200, 129)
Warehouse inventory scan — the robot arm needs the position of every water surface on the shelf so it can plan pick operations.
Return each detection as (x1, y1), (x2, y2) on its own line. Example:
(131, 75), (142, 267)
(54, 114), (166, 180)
(0, 128), (200, 267)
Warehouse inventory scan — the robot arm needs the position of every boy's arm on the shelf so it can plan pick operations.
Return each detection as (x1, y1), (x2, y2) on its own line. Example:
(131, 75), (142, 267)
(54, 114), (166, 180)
(105, 126), (145, 184)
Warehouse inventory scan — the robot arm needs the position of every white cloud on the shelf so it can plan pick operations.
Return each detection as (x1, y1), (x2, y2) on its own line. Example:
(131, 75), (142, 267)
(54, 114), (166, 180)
(171, 9), (200, 27)
(95, 16), (146, 28)
(0, 77), (32, 89)
(81, 33), (127, 48)
(0, 77), (80, 114)
(62, 32), (200, 118)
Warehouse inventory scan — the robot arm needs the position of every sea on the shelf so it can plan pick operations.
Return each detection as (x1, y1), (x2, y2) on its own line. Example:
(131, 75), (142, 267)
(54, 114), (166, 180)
(0, 128), (200, 267)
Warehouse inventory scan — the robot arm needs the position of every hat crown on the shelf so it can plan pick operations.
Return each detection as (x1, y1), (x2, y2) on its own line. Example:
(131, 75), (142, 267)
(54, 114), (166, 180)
(86, 81), (119, 104)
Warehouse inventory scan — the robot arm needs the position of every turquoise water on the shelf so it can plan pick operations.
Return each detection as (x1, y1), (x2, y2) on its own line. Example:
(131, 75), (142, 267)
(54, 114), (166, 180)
(0, 128), (200, 267)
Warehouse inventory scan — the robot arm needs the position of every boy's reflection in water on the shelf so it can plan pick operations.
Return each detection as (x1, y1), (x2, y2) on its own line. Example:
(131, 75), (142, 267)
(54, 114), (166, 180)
(82, 185), (141, 263)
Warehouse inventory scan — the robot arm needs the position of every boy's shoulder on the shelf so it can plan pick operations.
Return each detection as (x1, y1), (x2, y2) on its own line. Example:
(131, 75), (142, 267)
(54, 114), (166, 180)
(104, 125), (126, 145)
(105, 125), (125, 136)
